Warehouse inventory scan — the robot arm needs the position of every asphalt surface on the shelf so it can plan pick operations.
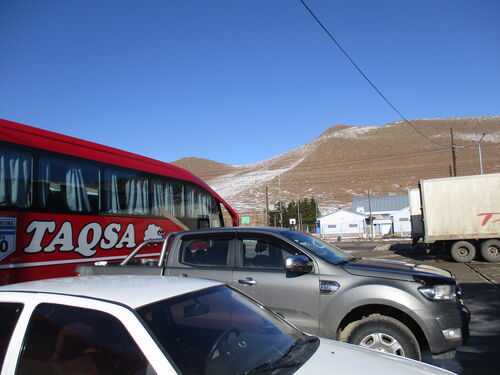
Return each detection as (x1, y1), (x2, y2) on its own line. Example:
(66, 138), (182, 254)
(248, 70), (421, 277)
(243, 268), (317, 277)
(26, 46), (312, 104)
(334, 240), (500, 375)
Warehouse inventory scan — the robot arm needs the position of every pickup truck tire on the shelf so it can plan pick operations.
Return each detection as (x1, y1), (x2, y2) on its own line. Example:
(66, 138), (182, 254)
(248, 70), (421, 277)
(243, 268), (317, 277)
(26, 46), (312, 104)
(480, 240), (500, 262)
(450, 241), (476, 263)
(347, 315), (421, 360)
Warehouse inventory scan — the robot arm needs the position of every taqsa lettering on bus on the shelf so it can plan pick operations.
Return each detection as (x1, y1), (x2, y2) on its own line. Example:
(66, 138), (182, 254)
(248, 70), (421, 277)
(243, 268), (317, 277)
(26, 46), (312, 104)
(24, 221), (137, 257)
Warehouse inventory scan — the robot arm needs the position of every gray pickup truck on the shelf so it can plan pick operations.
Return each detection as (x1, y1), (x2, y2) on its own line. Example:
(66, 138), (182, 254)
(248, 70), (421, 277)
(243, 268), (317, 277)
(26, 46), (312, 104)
(77, 227), (469, 361)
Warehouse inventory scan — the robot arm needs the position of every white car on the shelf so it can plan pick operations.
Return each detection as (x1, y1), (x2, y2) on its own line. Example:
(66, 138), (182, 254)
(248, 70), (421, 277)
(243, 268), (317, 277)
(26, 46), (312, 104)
(0, 275), (455, 375)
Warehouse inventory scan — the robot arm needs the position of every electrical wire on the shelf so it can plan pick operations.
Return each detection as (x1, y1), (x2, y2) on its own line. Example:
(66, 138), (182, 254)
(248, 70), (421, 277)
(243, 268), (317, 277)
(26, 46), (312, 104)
(297, 0), (443, 147)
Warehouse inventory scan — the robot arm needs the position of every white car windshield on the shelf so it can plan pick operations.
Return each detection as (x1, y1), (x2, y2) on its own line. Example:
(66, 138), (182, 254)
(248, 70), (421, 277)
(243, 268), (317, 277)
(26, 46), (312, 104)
(137, 285), (319, 375)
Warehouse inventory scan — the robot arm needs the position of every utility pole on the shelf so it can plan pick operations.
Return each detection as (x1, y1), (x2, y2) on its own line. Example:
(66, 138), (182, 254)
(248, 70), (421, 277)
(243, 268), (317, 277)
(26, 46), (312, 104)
(314, 198), (320, 236)
(475, 133), (486, 174)
(450, 128), (457, 176)
(265, 187), (269, 226)
(278, 176), (283, 228)
(297, 199), (300, 232)
(368, 190), (374, 240)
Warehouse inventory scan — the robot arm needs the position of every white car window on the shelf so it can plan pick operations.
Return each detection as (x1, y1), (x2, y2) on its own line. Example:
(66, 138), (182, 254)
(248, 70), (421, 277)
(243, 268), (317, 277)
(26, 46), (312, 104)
(16, 303), (156, 375)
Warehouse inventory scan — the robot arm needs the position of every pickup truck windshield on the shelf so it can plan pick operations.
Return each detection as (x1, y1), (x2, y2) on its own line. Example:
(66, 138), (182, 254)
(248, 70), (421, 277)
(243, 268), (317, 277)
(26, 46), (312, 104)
(281, 231), (354, 265)
(137, 285), (319, 375)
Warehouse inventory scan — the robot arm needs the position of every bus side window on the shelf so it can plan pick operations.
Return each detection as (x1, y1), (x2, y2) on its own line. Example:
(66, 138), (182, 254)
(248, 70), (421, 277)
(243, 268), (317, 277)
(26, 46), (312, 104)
(0, 147), (33, 208)
(151, 178), (176, 217)
(38, 157), (99, 213)
(165, 183), (222, 229)
(103, 168), (149, 216)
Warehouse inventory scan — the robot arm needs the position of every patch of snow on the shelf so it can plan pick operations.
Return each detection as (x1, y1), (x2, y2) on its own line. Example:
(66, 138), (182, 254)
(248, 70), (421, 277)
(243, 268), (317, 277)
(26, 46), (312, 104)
(455, 132), (500, 143)
(433, 132), (500, 143)
(320, 126), (375, 140)
(208, 139), (319, 201)
(414, 116), (500, 122)
(209, 153), (307, 201)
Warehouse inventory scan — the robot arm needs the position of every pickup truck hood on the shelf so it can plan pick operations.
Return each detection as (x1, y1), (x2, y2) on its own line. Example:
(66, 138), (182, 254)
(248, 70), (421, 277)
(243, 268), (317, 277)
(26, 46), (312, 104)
(341, 258), (453, 282)
(297, 338), (454, 374)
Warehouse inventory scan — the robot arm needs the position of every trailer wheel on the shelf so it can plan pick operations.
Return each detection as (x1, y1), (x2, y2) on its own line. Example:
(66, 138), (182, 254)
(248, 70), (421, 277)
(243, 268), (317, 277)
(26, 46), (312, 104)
(450, 241), (476, 263)
(480, 240), (500, 262)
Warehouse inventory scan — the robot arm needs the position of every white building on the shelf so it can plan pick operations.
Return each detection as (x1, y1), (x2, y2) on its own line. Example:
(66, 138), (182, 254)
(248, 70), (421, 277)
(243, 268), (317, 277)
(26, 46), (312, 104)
(352, 195), (410, 235)
(352, 195), (409, 216)
(392, 206), (411, 234)
(317, 210), (367, 237)
(317, 195), (411, 238)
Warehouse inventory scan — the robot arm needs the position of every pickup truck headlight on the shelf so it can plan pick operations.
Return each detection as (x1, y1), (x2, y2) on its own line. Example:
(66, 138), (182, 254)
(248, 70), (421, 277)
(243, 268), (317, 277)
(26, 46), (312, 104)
(419, 284), (456, 301)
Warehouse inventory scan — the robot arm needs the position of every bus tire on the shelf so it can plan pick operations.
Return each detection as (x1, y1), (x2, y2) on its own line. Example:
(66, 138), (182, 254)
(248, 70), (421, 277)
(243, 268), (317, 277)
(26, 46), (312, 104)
(480, 240), (500, 262)
(450, 241), (476, 263)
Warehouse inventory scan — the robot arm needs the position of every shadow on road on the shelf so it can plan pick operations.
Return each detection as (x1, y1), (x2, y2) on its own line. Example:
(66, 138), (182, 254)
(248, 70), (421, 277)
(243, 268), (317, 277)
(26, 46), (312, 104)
(388, 243), (451, 262)
(440, 282), (500, 375)
(339, 241), (500, 374)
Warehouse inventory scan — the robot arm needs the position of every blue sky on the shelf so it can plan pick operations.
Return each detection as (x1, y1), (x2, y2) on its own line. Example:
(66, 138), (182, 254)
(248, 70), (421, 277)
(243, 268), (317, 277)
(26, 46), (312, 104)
(1, 0), (499, 166)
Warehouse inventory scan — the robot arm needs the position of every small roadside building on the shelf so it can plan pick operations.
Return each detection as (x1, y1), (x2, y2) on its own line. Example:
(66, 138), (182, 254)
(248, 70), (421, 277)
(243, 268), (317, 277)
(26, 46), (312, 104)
(317, 195), (411, 238)
(317, 210), (367, 237)
(352, 194), (409, 215)
(352, 195), (409, 235)
(392, 206), (411, 234)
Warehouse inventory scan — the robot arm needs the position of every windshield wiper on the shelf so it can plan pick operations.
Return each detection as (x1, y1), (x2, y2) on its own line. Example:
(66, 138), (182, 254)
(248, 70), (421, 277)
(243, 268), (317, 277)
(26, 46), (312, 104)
(244, 337), (317, 375)
(244, 359), (302, 375)
(335, 259), (350, 265)
(335, 257), (360, 265)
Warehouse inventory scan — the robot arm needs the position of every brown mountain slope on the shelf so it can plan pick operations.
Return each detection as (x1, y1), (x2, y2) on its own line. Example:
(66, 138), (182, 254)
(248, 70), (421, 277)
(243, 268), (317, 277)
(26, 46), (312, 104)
(173, 157), (236, 177)
(172, 116), (500, 216)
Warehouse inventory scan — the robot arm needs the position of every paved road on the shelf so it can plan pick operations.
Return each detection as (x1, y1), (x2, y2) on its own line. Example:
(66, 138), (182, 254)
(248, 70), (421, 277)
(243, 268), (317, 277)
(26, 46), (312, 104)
(335, 240), (500, 374)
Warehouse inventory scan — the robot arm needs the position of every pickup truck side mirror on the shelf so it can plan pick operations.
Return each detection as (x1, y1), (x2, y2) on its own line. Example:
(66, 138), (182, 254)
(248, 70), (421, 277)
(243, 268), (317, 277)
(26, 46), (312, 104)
(285, 255), (313, 273)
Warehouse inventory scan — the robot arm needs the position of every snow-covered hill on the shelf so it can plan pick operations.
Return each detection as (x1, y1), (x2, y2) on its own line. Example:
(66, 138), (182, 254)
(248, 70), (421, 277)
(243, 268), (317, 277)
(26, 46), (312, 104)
(173, 116), (500, 215)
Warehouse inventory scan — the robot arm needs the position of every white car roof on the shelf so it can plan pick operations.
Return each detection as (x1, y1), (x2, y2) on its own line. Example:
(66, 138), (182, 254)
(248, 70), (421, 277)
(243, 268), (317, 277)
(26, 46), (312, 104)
(0, 275), (223, 308)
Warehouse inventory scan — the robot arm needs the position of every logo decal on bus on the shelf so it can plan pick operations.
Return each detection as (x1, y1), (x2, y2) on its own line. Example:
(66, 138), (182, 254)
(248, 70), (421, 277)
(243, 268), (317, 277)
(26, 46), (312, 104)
(24, 221), (137, 257)
(143, 224), (164, 241)
(0, 218), (16, 261)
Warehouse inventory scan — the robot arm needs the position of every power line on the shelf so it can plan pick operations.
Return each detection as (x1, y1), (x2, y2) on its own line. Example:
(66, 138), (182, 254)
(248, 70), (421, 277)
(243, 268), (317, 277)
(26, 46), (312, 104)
(297, 0), (443, 147)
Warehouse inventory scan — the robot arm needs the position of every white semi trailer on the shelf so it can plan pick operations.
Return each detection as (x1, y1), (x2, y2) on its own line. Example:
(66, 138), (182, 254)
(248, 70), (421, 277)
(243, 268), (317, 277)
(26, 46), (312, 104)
(409, 173), (500, 263)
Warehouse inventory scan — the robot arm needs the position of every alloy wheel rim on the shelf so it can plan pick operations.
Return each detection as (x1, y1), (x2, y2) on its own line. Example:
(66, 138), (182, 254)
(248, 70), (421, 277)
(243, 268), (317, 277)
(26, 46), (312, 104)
(359, 333), (405, 356)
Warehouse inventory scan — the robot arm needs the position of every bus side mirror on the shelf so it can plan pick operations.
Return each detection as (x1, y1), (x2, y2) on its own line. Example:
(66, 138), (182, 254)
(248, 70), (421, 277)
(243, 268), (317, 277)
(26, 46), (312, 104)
(285, 255), (313, 273)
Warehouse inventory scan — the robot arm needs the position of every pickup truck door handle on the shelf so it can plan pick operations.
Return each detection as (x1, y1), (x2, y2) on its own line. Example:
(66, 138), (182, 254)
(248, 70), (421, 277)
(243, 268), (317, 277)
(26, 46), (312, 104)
(238, 278), (257, 285)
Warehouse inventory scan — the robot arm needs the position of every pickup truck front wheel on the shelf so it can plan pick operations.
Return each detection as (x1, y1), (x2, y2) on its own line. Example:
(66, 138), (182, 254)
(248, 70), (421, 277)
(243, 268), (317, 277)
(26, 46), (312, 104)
(347, 315), (421, 360)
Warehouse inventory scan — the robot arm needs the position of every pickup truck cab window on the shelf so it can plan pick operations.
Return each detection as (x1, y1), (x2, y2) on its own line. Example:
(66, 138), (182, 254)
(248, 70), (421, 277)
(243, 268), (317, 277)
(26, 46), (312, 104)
(17, 303), (154, 375)
(242, 239), (286, 269)
(238, 233), (306, 270)
(180, 235), (232, 267)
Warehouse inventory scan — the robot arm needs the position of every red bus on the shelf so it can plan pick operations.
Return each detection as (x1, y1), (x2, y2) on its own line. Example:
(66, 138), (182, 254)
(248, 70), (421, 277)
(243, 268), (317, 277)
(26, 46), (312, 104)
(0, 119), (239, 285)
